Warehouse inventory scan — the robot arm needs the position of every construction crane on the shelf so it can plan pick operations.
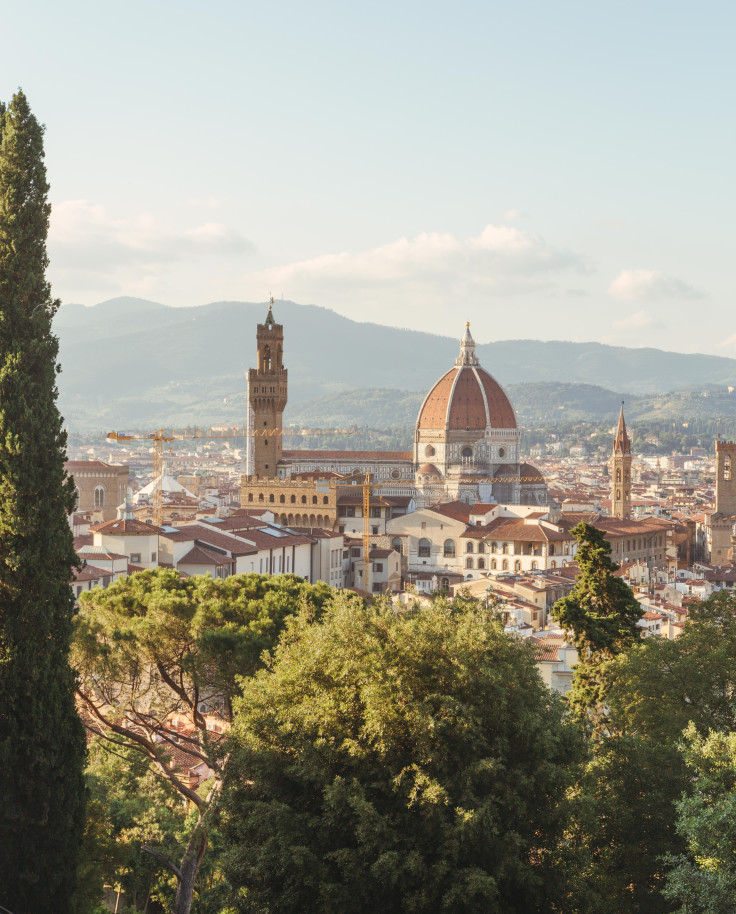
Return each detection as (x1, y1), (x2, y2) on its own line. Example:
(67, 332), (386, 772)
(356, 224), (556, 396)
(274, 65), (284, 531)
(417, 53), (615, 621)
(107, 425), (368, 526)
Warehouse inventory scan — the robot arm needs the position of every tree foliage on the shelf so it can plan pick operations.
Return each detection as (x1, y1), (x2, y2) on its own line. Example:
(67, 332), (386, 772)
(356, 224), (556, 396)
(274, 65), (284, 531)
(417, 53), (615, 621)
(73, 569), (333, 914)
(0, 89), (86, 911)
(222, 594), (581, 913)
(566, 592), (736, 913)
(551, 522), (642, 718)
(662, 726), (736, 914)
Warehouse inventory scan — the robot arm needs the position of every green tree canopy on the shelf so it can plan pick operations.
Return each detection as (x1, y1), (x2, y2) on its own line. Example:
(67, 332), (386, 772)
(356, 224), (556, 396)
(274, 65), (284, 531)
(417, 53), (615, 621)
(73, 569), (333, 914)
(551, 522), (642, 719)
(222, 595), (581, 914)
(0, 90), (86, 911)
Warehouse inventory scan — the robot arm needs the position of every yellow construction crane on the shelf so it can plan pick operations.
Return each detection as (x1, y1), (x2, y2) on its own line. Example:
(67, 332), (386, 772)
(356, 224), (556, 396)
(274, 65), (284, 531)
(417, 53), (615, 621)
(107, 425), (368, 526)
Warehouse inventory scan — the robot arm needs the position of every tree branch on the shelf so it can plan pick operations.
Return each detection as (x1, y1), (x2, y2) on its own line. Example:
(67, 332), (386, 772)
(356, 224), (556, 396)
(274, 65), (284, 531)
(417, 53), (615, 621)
(142, 845), (182, 881)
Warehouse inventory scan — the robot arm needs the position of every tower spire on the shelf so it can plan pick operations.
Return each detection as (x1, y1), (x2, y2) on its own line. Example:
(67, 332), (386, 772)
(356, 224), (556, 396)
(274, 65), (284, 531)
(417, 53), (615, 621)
(613, 401), (631, 455)
(456, 322), (479, 366)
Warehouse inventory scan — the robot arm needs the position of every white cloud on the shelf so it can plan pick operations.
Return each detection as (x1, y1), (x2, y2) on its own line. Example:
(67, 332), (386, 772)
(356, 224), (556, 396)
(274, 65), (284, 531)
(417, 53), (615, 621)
(243, 224), (587, 304)
(48, 200), (253, 274)
(608, 269), (705, 301)
(612, 310), (661, 332)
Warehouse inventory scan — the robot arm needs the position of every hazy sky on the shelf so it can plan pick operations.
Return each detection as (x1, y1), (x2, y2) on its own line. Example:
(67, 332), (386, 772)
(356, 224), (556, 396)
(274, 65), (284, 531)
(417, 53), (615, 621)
(4, 1), (734, 354)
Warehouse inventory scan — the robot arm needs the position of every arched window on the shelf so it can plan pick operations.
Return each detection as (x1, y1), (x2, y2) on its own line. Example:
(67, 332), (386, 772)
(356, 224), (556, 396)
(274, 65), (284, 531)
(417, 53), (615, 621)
(726, 455), (732, 481)
(280, 494), (285, 503)
(425, 445), (435, 457)
(491, 559), (497, 570)
(312, 495), (318, 505)
(466, 542), (474, 553)
(502, 559), (509, 571)
(478, 557), (485, 570)
(269, 494), (275, 503)
(502, 543), (509, 554)
(491, 541), (498, 553)
(550, 560), (556, 569)
(478, 542), (485, 554)
(258, 493), (264, 502)
(392, 537), (403, 555)
(440, 577), (449, 590)
(461, 446), (473, 458)
(531, 561), (538, 570)
(616, 468), (622, 482)
(301, 495), (307, 504)
(94, 485), (105, 508)
(443, 539), (456, 557)
(247, 493), (253, 502)
(323, 496), (329, 505)
(466, 557), (473, 569)
(418, 538), (431, 557)
(514, 560), (521, 572)
(291, 495), (296, 504)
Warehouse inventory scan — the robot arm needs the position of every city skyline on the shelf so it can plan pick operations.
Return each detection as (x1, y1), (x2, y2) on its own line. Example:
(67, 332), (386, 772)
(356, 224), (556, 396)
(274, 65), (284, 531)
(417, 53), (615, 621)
(4, 0), (733, 354)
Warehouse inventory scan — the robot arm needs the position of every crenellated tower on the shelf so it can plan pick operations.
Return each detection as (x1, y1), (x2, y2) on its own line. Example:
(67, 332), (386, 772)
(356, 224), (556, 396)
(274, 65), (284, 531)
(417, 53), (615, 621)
(246, 298), (287, 477)
(611, 402), (632, 519)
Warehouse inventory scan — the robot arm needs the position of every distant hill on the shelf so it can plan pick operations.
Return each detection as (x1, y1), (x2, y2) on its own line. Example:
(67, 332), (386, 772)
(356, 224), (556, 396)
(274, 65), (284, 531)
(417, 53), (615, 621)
(54, 297), (736, 431)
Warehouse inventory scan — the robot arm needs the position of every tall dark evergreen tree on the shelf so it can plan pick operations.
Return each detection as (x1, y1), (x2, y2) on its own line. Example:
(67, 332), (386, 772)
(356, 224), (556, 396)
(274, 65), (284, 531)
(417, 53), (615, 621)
(0, 90), (86, 912)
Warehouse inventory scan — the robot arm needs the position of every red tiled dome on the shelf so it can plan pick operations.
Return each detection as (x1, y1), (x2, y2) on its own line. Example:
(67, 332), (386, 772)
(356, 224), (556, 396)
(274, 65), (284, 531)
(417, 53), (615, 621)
(417, 365), (517, 430)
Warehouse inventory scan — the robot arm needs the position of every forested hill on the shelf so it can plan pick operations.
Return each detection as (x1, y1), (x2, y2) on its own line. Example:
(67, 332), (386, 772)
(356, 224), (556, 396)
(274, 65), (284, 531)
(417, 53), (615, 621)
(54, 297), (736, 431)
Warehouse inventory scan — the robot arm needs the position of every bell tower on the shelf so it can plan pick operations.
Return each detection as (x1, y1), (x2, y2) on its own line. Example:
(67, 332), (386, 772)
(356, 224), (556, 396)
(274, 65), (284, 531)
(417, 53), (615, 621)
(246, 298), (287, 477)
(611, 402), (632, 519)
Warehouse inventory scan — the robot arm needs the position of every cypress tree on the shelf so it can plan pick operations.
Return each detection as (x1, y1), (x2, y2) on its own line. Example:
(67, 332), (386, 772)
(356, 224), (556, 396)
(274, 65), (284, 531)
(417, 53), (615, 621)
(0, 90), (86, 911)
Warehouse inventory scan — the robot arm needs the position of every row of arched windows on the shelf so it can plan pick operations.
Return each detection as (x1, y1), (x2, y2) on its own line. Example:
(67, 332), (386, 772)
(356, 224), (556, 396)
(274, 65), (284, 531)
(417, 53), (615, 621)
(247, 492), (330, 506)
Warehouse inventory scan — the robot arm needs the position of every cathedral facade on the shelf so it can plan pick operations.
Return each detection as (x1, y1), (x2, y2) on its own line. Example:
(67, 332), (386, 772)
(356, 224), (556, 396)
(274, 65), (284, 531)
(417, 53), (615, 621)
(241, 306), (547, 521)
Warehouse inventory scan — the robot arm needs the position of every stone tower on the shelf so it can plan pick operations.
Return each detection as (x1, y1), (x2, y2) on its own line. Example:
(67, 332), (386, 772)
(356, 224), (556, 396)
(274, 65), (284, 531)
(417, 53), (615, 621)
(611, 402), (632, 519)
(246, 300), (287, 477)
(715, 439), (736, 516)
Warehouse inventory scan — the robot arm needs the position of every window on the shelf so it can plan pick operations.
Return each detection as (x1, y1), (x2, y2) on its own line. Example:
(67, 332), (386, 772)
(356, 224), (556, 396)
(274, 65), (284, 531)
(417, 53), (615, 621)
(94, 485), (105, 507)
(291, 495), (296, 504)
(478, 542), (485, 553)
(502, 543), (509, 554)
(351, 547), (361, 557)
(372, 526), (378, 535)
(443, 539), (455, 557)
(280, 494), (285, 503)
(491, 559), (497, 570)
(392, 537), (403, 554)
(302, 496), (307, 504)
(311, 495), (317, 505)
(151, 552), (156, 562)
(258, 493), (264, 502)
(531, 561), (538, 570)
(269, 494), (274, 503)
(491, 541), (498, 553)
(477, 557), (485, 569)
(323, 496), (329, 505)
(374, 563), (383, 573)
(131, 553), (141, 564)
(502, 559), (509, 571)
(418, 538), (431, 557)
(550, 560), (556, 569)
(726, 455), (732, 481)
(370, 507), (382, 518)
(514, 560), (521, 572)
(466, 542), (474, 553)
(425, 445), (435, 457)
(466, 557), (473, 569)
(248, 493), (253, 502)
(462, 447), (473, 458)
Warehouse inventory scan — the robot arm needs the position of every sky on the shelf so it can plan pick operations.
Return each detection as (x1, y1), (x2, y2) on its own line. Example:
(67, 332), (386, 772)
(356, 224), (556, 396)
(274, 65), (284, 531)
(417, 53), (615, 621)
(4, 0), (734, 354)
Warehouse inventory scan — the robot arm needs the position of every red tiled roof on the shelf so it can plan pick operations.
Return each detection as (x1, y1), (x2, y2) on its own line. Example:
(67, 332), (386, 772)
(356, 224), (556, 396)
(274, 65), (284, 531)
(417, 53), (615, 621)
(73, 564), (112, 582)
(90, 518), (164, 536)
(283, 450), (412, 461)
(427, 501), (473, 522)
(417, 364), (516, 430)
(178, 545), (234, 567)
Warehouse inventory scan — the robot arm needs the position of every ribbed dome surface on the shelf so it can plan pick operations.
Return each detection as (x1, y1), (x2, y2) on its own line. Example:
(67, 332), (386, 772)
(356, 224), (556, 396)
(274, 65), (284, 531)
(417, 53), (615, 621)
(417, 365), (517, 430)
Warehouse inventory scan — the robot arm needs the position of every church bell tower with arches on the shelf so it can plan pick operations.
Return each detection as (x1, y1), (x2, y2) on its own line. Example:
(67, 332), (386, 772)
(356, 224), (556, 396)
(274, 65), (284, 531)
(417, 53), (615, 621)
(246, 298), (287, 477)
(611, 403), (632, 519)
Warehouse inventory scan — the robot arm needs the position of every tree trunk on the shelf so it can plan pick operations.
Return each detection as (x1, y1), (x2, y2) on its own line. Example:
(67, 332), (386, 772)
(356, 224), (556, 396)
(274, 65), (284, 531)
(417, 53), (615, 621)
(172, 821), (208, 914)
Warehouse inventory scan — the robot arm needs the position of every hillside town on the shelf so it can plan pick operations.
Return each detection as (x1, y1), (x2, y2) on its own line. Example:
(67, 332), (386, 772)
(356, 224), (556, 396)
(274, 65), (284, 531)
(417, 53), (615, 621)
(65, 305), (736, 695)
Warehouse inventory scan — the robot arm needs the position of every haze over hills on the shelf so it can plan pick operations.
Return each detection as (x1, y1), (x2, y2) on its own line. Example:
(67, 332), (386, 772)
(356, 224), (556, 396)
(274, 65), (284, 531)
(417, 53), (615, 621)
(55, 297), (736, 432)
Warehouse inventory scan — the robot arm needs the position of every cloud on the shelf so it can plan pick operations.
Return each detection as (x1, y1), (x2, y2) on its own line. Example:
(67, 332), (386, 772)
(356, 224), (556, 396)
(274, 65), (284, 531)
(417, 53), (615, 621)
(244, 224), (587, 301)
(48, 200), (253, 274)
(607, 269), (706, 301)
(501, 208), (527, 222)
(612, 310), (661, 332)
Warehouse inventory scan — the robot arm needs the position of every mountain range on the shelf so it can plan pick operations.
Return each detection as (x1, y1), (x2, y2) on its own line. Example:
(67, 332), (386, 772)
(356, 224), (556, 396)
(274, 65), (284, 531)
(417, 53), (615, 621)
(54, 297), (736, 432)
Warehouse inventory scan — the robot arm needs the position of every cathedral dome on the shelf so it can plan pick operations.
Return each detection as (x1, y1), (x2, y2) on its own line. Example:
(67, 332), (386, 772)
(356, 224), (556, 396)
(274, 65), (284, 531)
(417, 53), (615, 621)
(416, 325), (516, 431)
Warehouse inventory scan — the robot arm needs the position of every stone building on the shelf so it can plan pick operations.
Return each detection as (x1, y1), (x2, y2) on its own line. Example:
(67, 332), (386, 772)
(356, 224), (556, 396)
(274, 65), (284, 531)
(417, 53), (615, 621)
(698, 438), (736, 563)
(66, 459), (130, 522)
(240, 308), (546, 522)
(611, 403), (632, 519)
